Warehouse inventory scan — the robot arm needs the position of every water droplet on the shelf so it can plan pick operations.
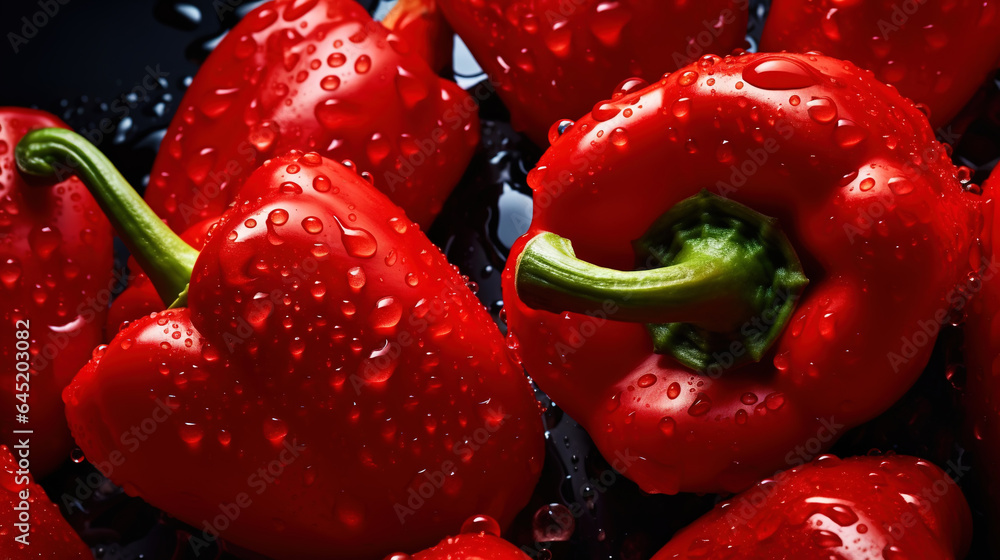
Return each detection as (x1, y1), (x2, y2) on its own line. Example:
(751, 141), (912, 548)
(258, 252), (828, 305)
(301, 216), (323, 234)
(613, 77), (648, 98)
(888, 177), (914, 195)
(637, 373), (657, 388)
(327, 52), (346, 67)
(320, 75), (340, 91)
(546, 20), (572, 57)
(201, 87), (239, 118)
(688, 394), (712, 416)
(354, 54), (371, 74)
(591, 101), (620, 122)
(269, 209), (289, 225)
(179, 422), (204, 445)
(678, 71), (699, 86)
(658, 416), (675, 437)
(461, 515), (501, 536)
(667, 382), (681, 399)
(590, 1), (631, 47)
(336, 217), (377, 257)
(672, 97), (692, 118)
(806, 97), (837, 123)
(743, 57), (816, 90)
(609, 127), (629, 147)
(833, 119), (867, 148)
(395, 67), (428, 108)
(29, 226), (62, 260)
(248, 122), (278, 152)
(371, 297), (402, 331)
(263, 417), (288, 443)
(360, 340), (397, 383)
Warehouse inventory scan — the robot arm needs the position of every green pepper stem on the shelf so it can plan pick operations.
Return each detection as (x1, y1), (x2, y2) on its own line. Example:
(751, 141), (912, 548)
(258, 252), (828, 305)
(16, 128), (197, 307)
(515, 232), (768, 333)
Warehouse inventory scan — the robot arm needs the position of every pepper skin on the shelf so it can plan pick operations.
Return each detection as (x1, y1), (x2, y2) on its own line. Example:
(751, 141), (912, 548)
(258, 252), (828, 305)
(503, 52), (978, 495)
(762, 0), (1000, 128)
(17, 130), (544, 560)
(0, 108), (113, 477)
(143, 0), (479, 231)
(0, 445), (91, 558)
(651, 454), (971, 559)
(389, 515), (531, 559)
(964, 166), (1000, 551)
(435, 0), (749, 146)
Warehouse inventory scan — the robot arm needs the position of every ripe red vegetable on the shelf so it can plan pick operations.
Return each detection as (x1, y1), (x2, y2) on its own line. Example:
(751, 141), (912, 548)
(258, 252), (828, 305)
(503, 52), (979, 494)
(435, 0), (749, 146)
(17, 129), (543, 560)
(143, 0), (479, 231)
(964, 166), (1000, 550)
(762, 0), (1000, 128)
(389, 515), (531, 559)
(0, 445), (91, 558)
(651, 454), (971, 559)
(0, 108), (113, 477)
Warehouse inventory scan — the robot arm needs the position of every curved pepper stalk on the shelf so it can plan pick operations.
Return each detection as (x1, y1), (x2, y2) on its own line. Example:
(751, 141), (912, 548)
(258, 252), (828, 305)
(516, 191), (808, 372)
(16, 128), (198, 308)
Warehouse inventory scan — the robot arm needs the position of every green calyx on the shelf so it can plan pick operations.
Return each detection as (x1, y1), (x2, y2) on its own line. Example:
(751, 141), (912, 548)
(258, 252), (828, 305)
(16, 128), (198, 308)
(514, 191), (808, 373)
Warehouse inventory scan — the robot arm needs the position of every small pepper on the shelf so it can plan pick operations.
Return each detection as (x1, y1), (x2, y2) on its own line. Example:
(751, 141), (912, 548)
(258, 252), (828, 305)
(503, 52), (978, 494)
(0, 108), (113, 477)
(762, 0), (1000, 127)
(143, 0), (479, 231)
(435, 0), (749, 146)
(0, 445), (91, 558)
(651, 455), (971, 559)
(17, 129), (544, 559)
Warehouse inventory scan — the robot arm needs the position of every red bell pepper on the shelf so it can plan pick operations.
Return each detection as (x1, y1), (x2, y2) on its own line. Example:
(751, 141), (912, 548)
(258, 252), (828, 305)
(0, 108), (113, 477)
(435, 0), (749, 146)
(964, 166), (1000, 550)
(651, 454), (971, 559)
(503, 52), (979, 495)
(389, 515), (531, 559)
(143, 0), (479, 231)
(16, 129), (543, 560)
(0, 445), (91, 557)
(762, 0), (1000, 128)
